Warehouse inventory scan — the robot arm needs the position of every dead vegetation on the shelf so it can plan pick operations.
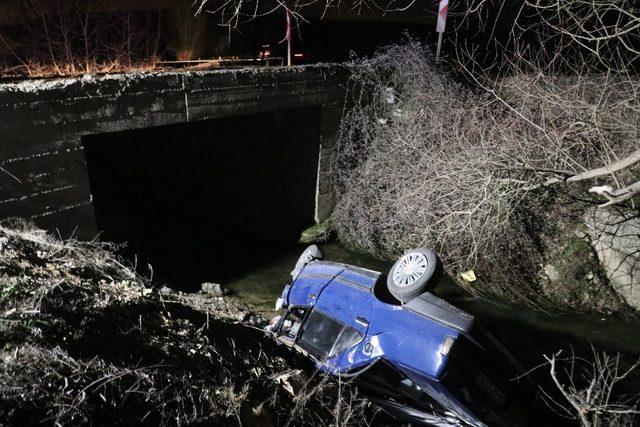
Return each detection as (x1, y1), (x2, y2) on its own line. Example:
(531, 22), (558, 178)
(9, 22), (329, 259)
(0, 219), (375, 425)
(539, 348), (640, 426)
(327, 0), (640, 315)
(0, 1), (164, 78)
(330, 36), (640, 312)
(332, 39), (526, 270)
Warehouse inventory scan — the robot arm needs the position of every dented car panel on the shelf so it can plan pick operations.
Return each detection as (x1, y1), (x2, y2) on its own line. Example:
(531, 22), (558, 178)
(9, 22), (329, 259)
(273, 259), (488, 425)
(283, 261), (463, 379)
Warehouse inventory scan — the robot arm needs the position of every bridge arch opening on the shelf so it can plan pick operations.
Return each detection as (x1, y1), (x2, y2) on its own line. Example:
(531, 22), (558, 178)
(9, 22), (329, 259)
(83, 105), (322, 291)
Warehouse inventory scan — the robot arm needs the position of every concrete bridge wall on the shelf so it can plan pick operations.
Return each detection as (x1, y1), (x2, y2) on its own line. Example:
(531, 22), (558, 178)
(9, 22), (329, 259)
(0, 65), (347, 239)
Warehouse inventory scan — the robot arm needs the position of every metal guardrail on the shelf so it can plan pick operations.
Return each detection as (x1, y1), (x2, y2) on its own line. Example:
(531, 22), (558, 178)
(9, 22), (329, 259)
(157, 57), (286, 68)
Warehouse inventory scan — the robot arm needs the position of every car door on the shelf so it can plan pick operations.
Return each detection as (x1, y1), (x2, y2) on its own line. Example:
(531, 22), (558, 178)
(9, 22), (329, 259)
(309, 281), (373, 370)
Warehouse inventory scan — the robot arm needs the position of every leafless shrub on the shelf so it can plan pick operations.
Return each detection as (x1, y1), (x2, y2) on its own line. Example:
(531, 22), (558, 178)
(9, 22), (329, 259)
(445, 0), (640, 309)
(451, 0), (640, 195)
(497, 72), (640, 201)
(332, 39), (527, 269)
(542, 348), (640, 426)
(331, 39), (640, 308)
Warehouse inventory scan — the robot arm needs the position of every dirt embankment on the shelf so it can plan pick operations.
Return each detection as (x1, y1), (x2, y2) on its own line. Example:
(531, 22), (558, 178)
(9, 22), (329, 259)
(0, 220), (369, 425)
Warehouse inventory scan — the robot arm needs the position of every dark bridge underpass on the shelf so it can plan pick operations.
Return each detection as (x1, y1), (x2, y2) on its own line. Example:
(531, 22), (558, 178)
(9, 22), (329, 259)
(84, 106), (321, 288)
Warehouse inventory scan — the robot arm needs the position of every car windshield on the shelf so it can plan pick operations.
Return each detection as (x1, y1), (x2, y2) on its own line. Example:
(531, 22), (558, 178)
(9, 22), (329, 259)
(298, 310), (363, 360)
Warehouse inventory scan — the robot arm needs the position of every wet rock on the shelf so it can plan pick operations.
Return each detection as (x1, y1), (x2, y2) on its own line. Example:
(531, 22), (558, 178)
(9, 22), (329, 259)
(584, 207), (640, 310)
(243, 312), (267, 327)
(299, 221), (333, 244)
(201, 282), (226, 297)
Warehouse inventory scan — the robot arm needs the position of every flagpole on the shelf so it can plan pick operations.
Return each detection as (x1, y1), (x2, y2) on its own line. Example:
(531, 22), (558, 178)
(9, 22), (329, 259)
(436, 32), (443, 62)
(286, 9), (292, 66)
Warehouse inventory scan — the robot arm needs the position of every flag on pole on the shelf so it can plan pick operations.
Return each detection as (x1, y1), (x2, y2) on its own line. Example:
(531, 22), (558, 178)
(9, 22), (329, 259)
(436, 0), (448, 33)
(435, 0), (448, 61)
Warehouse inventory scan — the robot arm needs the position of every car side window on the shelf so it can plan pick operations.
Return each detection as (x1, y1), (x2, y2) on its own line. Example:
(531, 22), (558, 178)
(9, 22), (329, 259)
(332, 326), (363, 356)
(281, 308), (307, 339)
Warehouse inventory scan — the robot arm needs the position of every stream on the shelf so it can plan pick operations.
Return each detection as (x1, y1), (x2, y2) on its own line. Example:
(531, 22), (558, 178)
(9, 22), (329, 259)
(226, 241), (640, 362)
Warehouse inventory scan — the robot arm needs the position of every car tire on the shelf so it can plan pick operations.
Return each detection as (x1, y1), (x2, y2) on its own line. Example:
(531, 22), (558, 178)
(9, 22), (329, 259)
(387, 248), (442, 303)
(290, 245), (323, 278)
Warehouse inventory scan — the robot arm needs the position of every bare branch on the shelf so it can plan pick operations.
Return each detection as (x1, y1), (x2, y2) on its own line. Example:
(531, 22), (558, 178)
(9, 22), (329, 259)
(568, 150), (640, 183)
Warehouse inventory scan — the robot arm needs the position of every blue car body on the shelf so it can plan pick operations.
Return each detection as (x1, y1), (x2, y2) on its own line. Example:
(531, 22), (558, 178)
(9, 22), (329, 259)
(273, 260), (493, 426)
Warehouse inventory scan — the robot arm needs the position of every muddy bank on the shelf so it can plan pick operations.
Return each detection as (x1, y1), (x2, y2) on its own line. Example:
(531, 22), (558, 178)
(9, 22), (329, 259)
(0, 220), (373, 425)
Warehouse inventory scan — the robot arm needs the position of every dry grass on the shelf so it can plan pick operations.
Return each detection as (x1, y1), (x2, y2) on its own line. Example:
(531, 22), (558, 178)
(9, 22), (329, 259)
(0, 219), (371, 425)
(0, 58), (161, 79)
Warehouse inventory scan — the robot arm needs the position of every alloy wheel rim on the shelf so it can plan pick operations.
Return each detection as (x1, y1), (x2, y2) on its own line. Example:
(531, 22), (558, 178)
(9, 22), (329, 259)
(393, 253), (428, 287)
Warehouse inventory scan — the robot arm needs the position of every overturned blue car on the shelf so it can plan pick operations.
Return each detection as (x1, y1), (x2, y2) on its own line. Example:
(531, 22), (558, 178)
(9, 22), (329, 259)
(270, 246), (533, 426)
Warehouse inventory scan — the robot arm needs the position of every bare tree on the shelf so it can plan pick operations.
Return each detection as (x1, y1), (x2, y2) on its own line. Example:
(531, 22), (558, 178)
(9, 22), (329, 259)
(1, 0), (164, 77)
(543, 348), (640, 426)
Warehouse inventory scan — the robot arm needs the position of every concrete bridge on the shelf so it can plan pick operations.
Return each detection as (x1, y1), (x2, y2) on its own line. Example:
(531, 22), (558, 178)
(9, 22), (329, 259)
(0, 65), (348, 242)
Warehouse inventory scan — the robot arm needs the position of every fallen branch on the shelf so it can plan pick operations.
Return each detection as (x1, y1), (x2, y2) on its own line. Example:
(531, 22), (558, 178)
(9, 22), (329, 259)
(567, 149), (640, 183)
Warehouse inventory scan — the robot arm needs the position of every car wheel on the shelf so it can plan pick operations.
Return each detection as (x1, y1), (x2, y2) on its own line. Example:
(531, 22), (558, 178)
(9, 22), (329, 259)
(387, 248), (442, 303)
(290, 245), (323, 278)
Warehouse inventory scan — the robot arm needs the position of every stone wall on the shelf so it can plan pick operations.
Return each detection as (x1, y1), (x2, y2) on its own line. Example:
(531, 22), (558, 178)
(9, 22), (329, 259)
(0, 65), (347, 239)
